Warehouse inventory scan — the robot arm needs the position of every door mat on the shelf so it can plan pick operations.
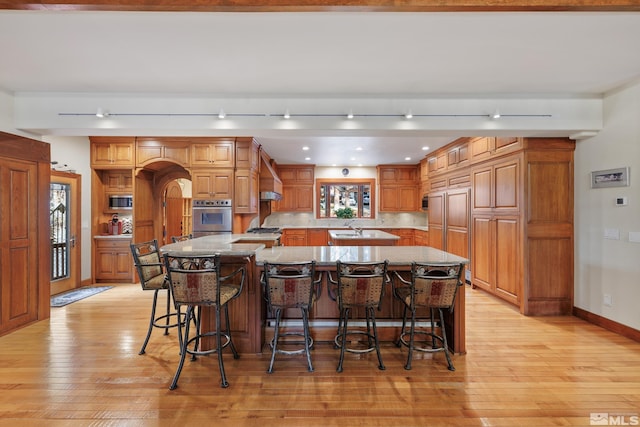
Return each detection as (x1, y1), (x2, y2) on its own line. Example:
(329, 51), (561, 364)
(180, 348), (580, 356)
(51, 286), (113, 307)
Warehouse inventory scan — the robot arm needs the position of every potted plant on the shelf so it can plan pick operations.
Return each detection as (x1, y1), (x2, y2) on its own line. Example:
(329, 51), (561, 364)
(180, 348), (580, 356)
(334, 207), (355, 219)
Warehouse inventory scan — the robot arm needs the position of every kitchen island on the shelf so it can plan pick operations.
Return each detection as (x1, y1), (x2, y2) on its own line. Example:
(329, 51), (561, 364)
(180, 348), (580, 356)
(327, 229), (400, 246)
(161, 235), (469, 355)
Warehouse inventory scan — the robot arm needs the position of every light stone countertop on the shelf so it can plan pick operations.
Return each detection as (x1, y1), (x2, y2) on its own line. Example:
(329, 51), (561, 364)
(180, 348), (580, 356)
(158, 234), (467, 266)
(159, 233), (277, 256)
(257, 246), (468, 267)
(94, 234), (133, 239)
(327, 229), (400, 240)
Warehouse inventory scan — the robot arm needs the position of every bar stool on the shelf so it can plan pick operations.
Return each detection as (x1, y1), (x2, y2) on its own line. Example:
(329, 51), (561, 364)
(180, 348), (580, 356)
(393, 262), (464, 371)
(171, 234), (193, 243)
(163, 253), (245, 389)
(130, 239), (183, 355)
(328, 260), (389, 373)
(261, 261), (322, 373)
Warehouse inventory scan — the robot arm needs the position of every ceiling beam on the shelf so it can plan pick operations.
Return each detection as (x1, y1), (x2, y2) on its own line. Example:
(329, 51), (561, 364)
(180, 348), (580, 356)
(1, 0), (639, 12)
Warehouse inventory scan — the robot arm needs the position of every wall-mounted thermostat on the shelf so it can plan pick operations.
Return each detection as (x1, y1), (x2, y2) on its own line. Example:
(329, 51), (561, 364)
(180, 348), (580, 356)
(615, 196), (628, 206)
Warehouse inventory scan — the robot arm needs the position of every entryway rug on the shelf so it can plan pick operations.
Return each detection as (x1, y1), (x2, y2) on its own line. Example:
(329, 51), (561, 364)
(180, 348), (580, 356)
(51, 286), (114, 307)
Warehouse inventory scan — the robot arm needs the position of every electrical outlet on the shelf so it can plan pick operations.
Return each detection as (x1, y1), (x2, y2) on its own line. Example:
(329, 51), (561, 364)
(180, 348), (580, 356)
(603, 294), (613, 307)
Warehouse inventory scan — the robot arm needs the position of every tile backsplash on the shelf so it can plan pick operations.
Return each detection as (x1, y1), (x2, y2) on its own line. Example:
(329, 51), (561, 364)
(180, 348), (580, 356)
(262, 212), (428, 228)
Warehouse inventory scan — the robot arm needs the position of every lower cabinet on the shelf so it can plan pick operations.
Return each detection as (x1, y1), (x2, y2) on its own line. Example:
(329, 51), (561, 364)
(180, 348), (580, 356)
(281, 228), (307, 246)
(94, 238), (133, 283)
(307, 228), (328, 246)
(471, 215), (520, 305)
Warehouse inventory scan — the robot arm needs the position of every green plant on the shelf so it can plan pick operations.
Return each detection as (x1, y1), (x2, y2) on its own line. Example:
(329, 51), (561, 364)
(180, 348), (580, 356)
(334, 207), (355, 219)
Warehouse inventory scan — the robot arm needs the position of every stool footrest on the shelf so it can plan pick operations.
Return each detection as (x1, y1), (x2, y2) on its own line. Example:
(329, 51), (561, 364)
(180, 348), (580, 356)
(334, 330), (377, 354)
(270, 332), (313, 356)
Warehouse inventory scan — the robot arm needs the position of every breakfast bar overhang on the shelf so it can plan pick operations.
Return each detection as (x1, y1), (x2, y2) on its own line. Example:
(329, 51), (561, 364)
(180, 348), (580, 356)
(160, 235), (469, 355)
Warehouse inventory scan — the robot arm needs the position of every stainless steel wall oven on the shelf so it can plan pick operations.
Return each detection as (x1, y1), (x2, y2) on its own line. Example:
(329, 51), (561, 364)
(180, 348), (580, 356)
(192, 199), (233, 237)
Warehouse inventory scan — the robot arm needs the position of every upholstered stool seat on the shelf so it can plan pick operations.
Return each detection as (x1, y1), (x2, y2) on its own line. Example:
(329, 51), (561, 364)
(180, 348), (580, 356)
(130, 239), (183, 355)
(262, 261), (321, 373)
(163, 253), (245, 389)
(328, 260), (390, 373)
(393, 262), (465, 371)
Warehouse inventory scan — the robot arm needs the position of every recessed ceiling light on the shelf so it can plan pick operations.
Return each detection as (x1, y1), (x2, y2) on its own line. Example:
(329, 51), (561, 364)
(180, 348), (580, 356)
(350, 157), (356, 161)
(356, 147), (363, 151)
(302, 146), (310, 151)
(305, 157), (311, 161)
(405, 157), (412, 161)
(422, 146), (430, 151)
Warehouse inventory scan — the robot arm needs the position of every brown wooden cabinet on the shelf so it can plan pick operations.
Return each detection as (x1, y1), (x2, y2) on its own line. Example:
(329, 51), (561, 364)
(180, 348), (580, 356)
(388, 228), (415, 246)
(190, 138), (235, 167)
(307, 228), (328, 246)
(281, 228), (307, 246)
(103, 170), (133, 193)
(414, 229), (429, 246)
(472, 214), (520, 305)
(90, 137), (135, 168)
(136, 137), (190, 168)
(471, 157), (520, 213)
(235, 138), (260, 170)
(234, 169), (258, 214)
(469, 136), (522, 164)
(275, 165), (314, 212)
(378, 165), (420, 212)
(191, 168), (234, 199)
(94, 238), (133, 283)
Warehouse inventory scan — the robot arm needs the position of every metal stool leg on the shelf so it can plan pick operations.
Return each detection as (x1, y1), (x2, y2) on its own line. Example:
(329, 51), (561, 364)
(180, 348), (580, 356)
(216, 305), (229, 388)
(337, 307), (350, 373)
(268, 308), (282, 374)
(405, 308), (417, 370)
(302, 307), (314, 372)
(169, 305), (193, 390)
(139, 289), (159, 355)
(368, 307), (385, 371)
(438, 308), (455, 371)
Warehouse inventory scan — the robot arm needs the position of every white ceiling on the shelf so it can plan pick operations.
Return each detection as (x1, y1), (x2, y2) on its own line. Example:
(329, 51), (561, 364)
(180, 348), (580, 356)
(2, 10), (640, 165)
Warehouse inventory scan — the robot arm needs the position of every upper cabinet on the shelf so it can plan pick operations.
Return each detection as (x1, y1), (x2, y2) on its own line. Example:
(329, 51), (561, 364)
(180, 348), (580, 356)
(190, 138), (235, 167)
(275, 165), (314, 212)
(377, 165), (420, 212)
(235, 138), (260, 170)
(136, 137), (190, 168)
(469, 136), (522, 164)
(90, 137), (135, 168)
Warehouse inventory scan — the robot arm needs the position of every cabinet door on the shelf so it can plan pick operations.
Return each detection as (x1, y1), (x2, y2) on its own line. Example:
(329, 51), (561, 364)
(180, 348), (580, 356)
(379, 186), (399, 211)
(91, 139), (134, 167)
(398, 186), (418, 211)
(235, 138), (259, 170)
(192, 169), (234, 199)
(307, 228), (328, 246)
(234, 170), (258, 214)
(471, 215), (493, 292)
(445, 189), (470, 260)
(281, 229), (307, 246)
(295, 186), (314, 212)
(104, 171), (133, 193)
(191, 140), (235, 167)
(493, 159), (519, 211)
(494, 216), (519, 304)
(427, 192), (444, 250)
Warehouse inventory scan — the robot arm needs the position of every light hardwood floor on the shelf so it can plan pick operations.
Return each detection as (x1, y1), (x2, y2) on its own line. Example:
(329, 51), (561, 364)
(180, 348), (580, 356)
(1, 284), (639, 427)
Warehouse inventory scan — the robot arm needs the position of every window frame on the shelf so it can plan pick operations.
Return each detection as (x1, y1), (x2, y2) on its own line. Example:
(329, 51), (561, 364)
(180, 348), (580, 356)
(315, 178), (376, 219)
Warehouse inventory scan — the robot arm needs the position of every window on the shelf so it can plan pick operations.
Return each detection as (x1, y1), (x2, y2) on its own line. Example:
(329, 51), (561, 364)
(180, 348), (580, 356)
(316, 178), (375, 219)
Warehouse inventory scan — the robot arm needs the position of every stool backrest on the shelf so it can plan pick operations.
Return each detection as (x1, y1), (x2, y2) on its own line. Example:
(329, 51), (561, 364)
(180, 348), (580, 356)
(163, 254), (222, 306)
(263, 261), (317, 309)
(410, 262), (464, 310)
(336, 260), (389, 308)
(171, 234), (193, 243)
(130, 239), (167, 290)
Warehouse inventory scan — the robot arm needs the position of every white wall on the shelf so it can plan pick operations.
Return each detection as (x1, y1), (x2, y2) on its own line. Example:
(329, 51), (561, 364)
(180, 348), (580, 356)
(574, 80), (640, 330)
(44, 136), (93, 283)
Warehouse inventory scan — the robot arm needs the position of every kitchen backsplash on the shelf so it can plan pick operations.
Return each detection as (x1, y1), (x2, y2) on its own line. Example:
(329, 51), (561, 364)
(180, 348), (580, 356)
(262, 212), (428, 228)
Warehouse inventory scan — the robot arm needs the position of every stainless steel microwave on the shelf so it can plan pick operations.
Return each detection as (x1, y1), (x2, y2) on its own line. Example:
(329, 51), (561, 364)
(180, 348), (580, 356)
(108, 195), (133, 210)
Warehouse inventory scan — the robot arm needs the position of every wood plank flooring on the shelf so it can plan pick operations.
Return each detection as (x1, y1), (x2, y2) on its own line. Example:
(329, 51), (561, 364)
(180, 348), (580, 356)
(1, 284), (639, 426)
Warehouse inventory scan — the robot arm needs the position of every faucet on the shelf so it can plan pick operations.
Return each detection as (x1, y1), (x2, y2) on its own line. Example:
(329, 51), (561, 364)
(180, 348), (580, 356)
(345, 220), (363, 235)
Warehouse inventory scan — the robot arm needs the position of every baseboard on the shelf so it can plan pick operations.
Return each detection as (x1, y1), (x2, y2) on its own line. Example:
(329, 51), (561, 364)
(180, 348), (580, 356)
(573, 306), (640, 343)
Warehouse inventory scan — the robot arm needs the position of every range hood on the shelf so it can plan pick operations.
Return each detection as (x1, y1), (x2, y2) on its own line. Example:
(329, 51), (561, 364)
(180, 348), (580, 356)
(259, 151), (283, 201)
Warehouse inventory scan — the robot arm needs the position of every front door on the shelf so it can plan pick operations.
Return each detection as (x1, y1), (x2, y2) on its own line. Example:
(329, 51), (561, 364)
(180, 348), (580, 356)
(50, 171), (81, 295)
